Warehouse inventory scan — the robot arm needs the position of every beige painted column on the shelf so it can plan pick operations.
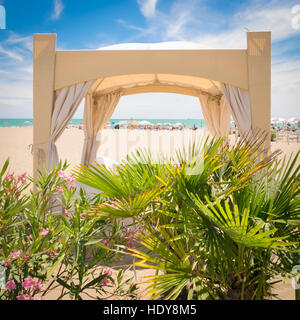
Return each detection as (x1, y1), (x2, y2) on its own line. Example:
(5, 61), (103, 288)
(33, 34), (56, 179)
(247, 32), (271, 150)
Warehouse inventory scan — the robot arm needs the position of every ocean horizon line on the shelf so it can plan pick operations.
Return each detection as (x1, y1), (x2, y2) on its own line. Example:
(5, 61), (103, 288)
(0, 118), (207, 128)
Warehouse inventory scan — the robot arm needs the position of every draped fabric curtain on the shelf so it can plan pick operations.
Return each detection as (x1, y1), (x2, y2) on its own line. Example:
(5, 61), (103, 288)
(221, 84), (252, 138)
(81, 91), (122, 165)
(198, 93), (231, 138)
(46, 81), (94, 170)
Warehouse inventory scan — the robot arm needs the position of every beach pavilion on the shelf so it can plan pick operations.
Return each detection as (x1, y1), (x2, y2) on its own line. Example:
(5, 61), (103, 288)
(32, 31), (271, 177)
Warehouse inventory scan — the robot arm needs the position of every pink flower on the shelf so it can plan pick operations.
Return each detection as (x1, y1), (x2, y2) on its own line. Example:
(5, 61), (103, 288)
(100, 268), (112, 286)
(3, 258), (12, 268)
(58, 170), (65, 178)
(17, 173), (27, 184)
(50, 197), (56, 204)
(104, 268), (112, 276)
(17, 173), (26, 179)
(65, 176), (75, 184)
(22, 277), (35, 290)
(56, 186), (63, 193)
(124, 227), (136, 248)
(49, 247), (57, 256)
(6, 279), (16, 291)
(33, 281), (42, 292)
(6, 174), (14, 181)
(22, 251), (30, 260)
(100, 277), (111, 286)
(9, 249), (22, 259)
(101, 240), (112, 248)
(17, 294), (30, 300)
(40, 228), (49, 236)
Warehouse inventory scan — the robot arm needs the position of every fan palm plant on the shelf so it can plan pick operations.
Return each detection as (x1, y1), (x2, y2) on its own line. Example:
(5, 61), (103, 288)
(73, 137), (300, 300)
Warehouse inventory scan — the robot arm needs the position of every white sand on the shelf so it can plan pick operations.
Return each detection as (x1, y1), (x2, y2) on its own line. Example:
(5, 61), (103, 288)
(0, 127), (212, 176)
(1, 127), (298, 176)
(0, 127), (299, 300)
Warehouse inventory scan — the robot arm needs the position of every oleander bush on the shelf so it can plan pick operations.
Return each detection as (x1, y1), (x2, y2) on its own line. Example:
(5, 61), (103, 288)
(0, 160), (137, 300)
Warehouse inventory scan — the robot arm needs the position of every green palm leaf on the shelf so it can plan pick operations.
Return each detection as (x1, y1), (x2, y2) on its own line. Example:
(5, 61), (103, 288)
(190, 194), (297, 250)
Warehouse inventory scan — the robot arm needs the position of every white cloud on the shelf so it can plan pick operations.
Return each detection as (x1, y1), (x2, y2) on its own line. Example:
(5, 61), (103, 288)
(51, 0), (65, 20)
(113, 0), (300, 118)
(5, 34), (32, 52)
(137, 0), (158, 18)
(0, 31), (33, 117)
(0, 45), (23, 61)
(124, 1), (298, 47)
(0, 1), (299, 119)
(115, 19), (145, 32)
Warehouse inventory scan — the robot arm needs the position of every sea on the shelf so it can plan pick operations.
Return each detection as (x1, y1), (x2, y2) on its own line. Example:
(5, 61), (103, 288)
(0, 118), (207, 128)
(1, 119), (296, 130)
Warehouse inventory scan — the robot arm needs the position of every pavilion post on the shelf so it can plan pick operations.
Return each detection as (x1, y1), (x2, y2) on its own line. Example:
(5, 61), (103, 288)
(247, 31), (271, 150)
(33, 34), (56, 179)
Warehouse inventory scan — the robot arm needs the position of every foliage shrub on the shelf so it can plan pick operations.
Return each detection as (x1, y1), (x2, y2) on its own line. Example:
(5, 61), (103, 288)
(271, 129), (277, 141)
(74, 137), (300, 300)
(0, 160), (137, 300)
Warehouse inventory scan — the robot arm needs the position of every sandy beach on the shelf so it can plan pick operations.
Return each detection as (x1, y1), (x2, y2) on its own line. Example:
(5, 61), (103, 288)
(0, 126), (299, 300)
(0, 127), (299, 177)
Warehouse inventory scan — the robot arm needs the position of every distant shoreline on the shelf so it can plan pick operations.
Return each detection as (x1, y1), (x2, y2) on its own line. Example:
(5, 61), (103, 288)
(0, 118), (207, 128)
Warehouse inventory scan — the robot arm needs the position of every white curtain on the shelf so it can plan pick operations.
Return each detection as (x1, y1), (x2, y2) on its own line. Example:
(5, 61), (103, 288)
(81, 91), (122, 165)
(221, 84), (252, 138)
(46, 81), (94, 170)
(199, 93), (231, 138)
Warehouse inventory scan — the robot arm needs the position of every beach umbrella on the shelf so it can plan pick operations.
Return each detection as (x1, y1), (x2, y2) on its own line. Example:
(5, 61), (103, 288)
(174, 122), (184, 128)
(271, 117), (283, 122)
(288, 117), (300, 123)
(139, 120), (152, 126)
(162, 122), (172, 129)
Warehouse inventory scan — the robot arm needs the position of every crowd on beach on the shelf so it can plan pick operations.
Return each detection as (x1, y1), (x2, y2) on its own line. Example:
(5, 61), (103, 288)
(73, 120), (196, 131)
(271, 117), (300, 132)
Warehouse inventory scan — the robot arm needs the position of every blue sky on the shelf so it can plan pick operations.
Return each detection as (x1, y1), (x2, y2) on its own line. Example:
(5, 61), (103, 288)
(0, 0), (299, 119)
